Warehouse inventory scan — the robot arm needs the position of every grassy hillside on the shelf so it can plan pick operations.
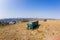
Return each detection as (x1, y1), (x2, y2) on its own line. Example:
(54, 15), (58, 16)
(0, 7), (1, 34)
(0, 20), (60, 40)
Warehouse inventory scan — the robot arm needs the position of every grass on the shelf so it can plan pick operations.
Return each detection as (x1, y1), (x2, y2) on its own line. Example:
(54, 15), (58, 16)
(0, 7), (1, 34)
(0, 20), (60, 40)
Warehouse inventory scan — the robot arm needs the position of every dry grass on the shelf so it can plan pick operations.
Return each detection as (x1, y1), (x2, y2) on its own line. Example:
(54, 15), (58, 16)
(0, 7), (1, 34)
(0, 20), (60, 40)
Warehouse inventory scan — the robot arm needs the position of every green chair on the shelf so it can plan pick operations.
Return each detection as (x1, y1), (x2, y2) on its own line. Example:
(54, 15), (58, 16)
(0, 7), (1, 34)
(27, 21), (38, 30)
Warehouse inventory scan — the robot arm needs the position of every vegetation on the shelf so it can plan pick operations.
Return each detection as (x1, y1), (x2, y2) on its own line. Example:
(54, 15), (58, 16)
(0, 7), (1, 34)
(0, 20), (60, 40)
(0, 21), (9, 26)
(44, 19), (47, 22)
(0, 20), (16, 26)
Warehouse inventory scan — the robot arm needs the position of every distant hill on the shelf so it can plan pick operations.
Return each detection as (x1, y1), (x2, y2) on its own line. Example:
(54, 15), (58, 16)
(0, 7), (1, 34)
(0, 18), (57, 22)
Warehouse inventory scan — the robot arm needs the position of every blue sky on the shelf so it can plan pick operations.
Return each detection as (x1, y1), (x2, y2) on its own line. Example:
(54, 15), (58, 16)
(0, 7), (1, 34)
(0, 0), (60, 19)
